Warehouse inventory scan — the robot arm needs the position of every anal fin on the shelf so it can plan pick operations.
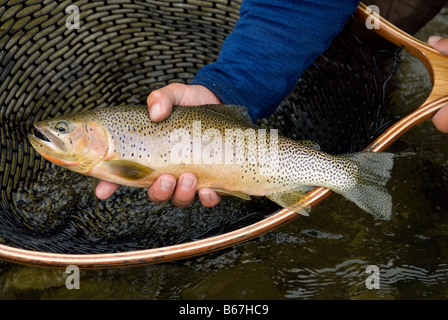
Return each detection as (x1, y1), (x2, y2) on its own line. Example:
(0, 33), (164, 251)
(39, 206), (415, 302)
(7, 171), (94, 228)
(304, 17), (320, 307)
(266, 187), (312, 216)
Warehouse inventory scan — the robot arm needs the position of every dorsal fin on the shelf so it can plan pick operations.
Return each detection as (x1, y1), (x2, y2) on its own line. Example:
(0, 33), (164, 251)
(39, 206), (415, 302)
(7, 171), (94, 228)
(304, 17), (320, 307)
(299, 140), (321, 150)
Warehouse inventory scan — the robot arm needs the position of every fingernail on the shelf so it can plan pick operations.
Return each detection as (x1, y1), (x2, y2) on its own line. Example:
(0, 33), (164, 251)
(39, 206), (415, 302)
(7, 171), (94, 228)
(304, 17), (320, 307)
(180, 177), (194, 190)
(150, 103), (162, 119)
(160, 178), (173, 192)
(428, 35), (442, 46)
(200, 191), (211, 202)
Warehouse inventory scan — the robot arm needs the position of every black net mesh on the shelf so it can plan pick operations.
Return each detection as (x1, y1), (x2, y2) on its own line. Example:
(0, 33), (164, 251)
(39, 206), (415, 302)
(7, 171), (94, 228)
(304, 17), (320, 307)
(264, 19), (401, 154)
(0, 1), (399, 254)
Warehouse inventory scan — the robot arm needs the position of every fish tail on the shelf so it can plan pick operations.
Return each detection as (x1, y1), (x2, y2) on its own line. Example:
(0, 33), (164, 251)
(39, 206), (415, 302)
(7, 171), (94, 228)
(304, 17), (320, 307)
(338, 152), (394, 220)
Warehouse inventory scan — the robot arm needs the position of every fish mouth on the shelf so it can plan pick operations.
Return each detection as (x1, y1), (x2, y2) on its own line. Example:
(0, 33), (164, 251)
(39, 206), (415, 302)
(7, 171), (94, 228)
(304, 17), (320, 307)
(33, 126), (51, 142)
(28, 124), (67, 153)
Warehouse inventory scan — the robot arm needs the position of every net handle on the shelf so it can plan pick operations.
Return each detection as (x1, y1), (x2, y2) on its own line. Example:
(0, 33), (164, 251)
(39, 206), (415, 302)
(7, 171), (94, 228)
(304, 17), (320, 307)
(1, 2), (447, 268)
(356, 3), (448, 152)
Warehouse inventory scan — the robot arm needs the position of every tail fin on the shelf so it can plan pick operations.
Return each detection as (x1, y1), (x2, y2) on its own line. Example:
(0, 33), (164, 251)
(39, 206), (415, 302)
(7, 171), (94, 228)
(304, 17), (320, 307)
(339, 152), (394, 220)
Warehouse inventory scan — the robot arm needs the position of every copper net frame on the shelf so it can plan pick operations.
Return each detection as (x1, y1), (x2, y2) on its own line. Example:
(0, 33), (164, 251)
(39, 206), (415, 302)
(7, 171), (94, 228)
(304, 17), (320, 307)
(1, 3), (447, 268)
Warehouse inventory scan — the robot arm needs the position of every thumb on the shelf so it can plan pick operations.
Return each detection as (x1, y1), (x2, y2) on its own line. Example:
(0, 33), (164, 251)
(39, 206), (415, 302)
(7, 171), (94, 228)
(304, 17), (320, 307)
(428, 35), (448, 55)
(432, 103), (448, 133)
(147, 83), (187, 122)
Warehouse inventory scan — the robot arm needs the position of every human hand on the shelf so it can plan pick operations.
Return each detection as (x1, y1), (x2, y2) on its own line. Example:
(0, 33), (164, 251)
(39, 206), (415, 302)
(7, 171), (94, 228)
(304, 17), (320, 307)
(95, 83), (222, 208)
(428, 35), (448, 133)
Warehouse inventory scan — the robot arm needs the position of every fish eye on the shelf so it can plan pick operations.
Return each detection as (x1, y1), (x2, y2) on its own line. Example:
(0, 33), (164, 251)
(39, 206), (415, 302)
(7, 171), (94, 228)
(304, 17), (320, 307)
(55, 121), (70, 133)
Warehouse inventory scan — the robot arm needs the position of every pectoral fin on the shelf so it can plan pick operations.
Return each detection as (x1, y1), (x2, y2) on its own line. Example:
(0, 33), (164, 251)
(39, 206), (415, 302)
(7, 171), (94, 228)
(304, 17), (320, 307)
(211, 188), (251, 200)
(266, 187), (312, 216)
(102, 160), (154, 180)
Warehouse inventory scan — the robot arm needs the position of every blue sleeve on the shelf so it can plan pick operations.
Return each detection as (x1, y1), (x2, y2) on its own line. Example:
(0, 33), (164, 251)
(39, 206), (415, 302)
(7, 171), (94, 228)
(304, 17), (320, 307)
(190, 0), (360, 121)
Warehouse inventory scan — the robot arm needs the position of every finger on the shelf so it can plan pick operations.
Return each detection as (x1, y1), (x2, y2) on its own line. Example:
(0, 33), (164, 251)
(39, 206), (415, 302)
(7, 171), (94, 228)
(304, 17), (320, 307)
(96, 180), (121, 200)
(147, 174), (176, 204)
(428, 36), (448, 55)
(171, 173), (197, 208)
(198, 188), (221, 207)
(432, 103), (448, 133)
(147, 83), (186, 122)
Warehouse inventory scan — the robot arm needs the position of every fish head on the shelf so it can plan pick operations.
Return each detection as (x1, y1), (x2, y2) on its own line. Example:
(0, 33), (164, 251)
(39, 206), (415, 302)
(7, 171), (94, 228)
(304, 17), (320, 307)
(28, 115), (110, 174)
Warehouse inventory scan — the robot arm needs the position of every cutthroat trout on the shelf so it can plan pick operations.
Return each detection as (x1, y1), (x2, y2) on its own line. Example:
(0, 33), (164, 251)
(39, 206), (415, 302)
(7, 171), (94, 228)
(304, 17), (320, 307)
(28, 104), (394, 219)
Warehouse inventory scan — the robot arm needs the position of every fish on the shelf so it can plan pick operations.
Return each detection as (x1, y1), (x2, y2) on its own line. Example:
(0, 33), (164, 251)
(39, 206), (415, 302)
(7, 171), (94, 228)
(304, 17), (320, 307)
(28, 104), (394, 220)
